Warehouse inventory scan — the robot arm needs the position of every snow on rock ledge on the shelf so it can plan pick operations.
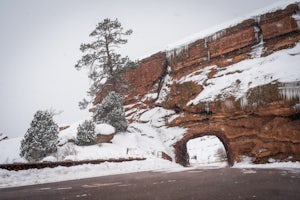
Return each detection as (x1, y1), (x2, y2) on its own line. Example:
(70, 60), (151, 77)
(93, 1), (300, 166)
(95, 123), (115, 135)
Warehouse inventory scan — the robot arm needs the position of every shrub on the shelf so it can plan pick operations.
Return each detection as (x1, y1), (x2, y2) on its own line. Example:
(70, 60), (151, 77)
(20, 110), (58, 162)
(76, 120), (96, 145)
(93, 91), (128, 132)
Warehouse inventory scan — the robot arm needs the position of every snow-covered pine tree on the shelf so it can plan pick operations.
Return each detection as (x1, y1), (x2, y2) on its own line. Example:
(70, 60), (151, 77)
(20, 110), (58, 162)
(93, 91), (128, 132)
(76, 120), (96, 145)
(75, 18), (136, 110)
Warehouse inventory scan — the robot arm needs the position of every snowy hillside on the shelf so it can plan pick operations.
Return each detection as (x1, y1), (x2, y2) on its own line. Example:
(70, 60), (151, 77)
(0, 107), (185, 164)
(55, 117), (184, 162)
(175, 43), (300, 105)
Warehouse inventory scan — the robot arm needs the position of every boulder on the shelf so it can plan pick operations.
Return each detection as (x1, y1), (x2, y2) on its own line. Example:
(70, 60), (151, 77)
(95, 124), (115, 143)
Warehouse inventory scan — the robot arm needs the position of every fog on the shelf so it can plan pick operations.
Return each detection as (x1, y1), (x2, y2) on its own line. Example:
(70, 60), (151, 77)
(0, 0), (276, 137)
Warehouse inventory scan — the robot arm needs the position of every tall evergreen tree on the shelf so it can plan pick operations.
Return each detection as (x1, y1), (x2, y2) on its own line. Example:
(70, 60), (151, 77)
(75, 18), (134, 109)
(20, 110), (58, 162)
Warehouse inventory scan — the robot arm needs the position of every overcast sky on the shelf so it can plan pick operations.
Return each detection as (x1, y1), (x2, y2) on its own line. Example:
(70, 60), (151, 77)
(0, 0), (278, 138)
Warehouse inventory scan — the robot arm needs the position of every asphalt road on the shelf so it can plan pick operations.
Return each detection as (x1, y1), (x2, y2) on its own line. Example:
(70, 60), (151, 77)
(0, 167), (299, 200)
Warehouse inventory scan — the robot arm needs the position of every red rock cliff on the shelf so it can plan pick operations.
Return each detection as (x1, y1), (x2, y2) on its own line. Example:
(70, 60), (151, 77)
(95, 3), (300, 166)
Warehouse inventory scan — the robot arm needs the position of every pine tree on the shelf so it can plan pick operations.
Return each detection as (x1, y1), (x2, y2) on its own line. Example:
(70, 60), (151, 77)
(20, 110), (58, 162)
(93, 91), (128, 132)
(76, 120), (96, 146)
(75, 18), (135, 109)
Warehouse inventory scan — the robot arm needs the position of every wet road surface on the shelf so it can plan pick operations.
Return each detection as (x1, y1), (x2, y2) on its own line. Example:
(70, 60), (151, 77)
(0, 167), (299, 200)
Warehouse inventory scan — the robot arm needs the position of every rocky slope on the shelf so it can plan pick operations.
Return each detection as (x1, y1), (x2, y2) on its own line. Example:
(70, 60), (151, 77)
(95, 2), (300, 166)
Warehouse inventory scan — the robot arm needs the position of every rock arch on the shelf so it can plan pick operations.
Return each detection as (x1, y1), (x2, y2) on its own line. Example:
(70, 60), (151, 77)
(174, 131), (234, 167)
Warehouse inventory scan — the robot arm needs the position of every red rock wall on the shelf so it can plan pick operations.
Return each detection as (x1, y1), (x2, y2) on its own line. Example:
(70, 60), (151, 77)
(93, 52), (167, 105)
(122, 52), (167, 104)
(95, 3), (300, 166)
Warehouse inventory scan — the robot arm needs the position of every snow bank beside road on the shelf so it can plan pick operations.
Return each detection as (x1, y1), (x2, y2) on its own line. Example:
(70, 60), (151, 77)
(0, 159), (183, 188)
(233, 157), (300, 170)
(1, 158), (300, 188)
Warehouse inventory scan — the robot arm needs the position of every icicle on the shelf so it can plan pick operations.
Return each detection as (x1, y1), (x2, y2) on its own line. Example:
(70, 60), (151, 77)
(250, 27), (264, 58)
(251, 15), (264, 59)
(156, 67), (173, 104)
(292, 10), (300, 29)
(207, 50), (211, 61)
(224, 99), (234, 109)
(278, 82), (300, 100)
(250, 40), (264, 58)
(166, 49), (175, 59)
(254, 26), (260, 42)
(205, 102), (210, 113)
(254, 15), (261, 24)
(166, 44), (189, 59)
(294, 103), (300, 111)
(208, 30), (226, 42)
(240, 95), (248, 108)
(176, 44), (189, 56)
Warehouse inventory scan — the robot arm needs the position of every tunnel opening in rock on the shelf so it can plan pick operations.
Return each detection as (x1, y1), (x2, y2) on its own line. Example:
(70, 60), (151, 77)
(186, 136), (228, 167)
(174, 132), (234, 167)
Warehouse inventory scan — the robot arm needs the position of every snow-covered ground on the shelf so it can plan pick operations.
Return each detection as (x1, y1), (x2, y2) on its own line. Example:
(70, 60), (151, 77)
(187, 136), (227, 165)
(233, 156), (300, 171)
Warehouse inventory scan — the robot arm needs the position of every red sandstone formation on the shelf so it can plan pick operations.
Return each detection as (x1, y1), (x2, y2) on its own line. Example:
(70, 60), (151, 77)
(95, 3), (300, 166)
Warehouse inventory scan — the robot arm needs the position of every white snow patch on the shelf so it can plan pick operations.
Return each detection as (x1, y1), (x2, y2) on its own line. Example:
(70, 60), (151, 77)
(241, 169), (257, 174)
(293, 10), (300, 28)
(127, 122), (186, 161)
(95, 123), (115, 135)
(139, 107), (176, 127)
(189, 162), (229, 169)
(177, 65), (217, 85)
(58, 120), (85, 145)
(156, 69), (173, 104)
(142, 93), (158, 101)
(180, 43), (300, 104)
(187, 136), (227, 166)
(41, 156), (57, 162)
(233, 156), (300, 169)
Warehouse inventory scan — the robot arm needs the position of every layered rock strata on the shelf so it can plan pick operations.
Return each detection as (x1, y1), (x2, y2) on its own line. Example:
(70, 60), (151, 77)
(95, 3), (300, 166)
